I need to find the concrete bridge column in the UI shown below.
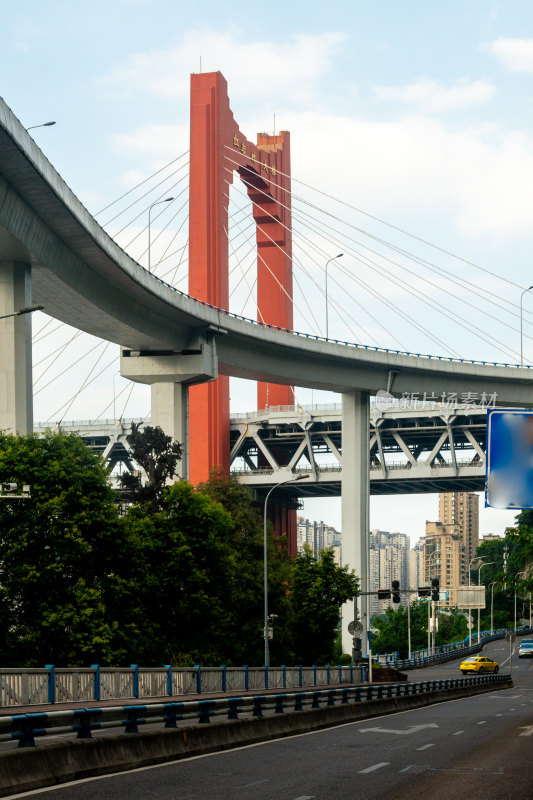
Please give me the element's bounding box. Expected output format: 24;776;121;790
151;382;189;480
341;390;370;659
0;261;33;434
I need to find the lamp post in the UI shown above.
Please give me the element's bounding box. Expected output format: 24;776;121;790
148;197;174;272
477;561;495;643
0;304;44;321
490;581;499;635
515;571;527;631
520;286;533;366
427;549;440;654
468;555;487;647
26;121;56;131
325;253;343;339
263;474;309;666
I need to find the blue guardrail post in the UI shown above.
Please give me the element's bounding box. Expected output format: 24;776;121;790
194;665;202;694
243;665;249;691
165;665;172;697
45;665;55;704
91;664;100;701
130;664;139;699
220;664;227;692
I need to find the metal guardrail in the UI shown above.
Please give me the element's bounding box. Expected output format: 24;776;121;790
0;664;365;708
377;626;533;671
0;673;510;748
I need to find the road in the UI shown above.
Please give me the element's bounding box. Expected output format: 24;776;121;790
6;640;533;800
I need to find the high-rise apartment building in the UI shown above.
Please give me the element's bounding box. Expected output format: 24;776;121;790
369;529;410;617
296;516;342;564
410;539;425;591
424;520;465;606
439;492;479;582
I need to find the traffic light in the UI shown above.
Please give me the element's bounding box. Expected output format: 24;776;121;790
431;577;440;602
377;589;391;600
418;587;431;597
392;580;401;603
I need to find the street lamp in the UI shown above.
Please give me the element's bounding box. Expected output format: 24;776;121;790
468;555;488;647
427;549;441;653
263;474;309;666
26;121;56;131
0;304;44;321
520;286;533;366
515;571;527;631
477;561;495;643
325;253;343;339
148;197;174;272
490;581;499;635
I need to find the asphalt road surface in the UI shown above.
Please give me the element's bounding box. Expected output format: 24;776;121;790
7;640;533;800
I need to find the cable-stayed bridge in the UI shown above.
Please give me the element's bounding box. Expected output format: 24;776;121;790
1;71;532;655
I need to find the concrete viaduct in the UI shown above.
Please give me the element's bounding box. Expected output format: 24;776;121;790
1;91;532;655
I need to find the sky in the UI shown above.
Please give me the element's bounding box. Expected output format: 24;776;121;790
2;0;533;540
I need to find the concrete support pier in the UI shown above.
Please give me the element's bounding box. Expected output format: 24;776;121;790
120;340;218;483
151;382;189;479
0;262;33;433
341;390;370;658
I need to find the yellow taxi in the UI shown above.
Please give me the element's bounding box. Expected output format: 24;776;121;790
459;655;499;675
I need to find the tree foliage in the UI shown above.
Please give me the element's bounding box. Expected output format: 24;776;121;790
119;423;182;510
0;433;361;667
371;602;468;659
0;431;133;665
288;546;358;664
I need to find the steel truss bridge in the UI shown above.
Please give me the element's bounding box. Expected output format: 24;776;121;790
35;402;487;497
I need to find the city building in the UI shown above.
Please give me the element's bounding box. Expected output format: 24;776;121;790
369;529;410;618
296;516;342;564
439;492;479;582
410;539;425;591
424;520;465;606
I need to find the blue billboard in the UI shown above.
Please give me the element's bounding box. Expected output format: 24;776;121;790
486;409;533;509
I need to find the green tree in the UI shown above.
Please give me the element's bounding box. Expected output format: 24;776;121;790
289;547;358;664
372;601;428;658
0;431;134;666
123;480;244;665
198;470;293;666
119;423;182;511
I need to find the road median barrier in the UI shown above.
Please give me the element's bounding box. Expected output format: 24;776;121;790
0;673;512;796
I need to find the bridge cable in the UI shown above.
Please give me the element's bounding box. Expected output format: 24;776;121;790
223;145;525;292
95;151;189;216
227;173;384;345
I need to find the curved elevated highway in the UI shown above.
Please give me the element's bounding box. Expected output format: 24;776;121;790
1;94;531;657
1;95;533;403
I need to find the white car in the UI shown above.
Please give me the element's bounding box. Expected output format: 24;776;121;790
518;642;533;658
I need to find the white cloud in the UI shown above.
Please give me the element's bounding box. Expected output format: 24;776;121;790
270;110;533;239
105;28;346;106
374;78;496;113
487;37;533;74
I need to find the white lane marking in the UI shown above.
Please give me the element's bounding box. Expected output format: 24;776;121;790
496;714;503;717
416;743;434;751
452;730;464;735
246;779;269;786
359;723;438;736
359;762;390;774
519;726;533;737
476;721;487;725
